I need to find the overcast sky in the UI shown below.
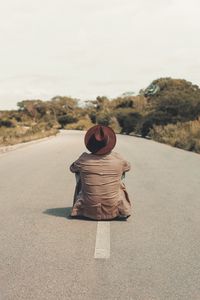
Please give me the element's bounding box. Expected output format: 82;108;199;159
0;0;200;110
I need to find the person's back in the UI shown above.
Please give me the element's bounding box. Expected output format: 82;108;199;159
70;125;131;220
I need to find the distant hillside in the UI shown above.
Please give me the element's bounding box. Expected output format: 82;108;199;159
0;78;200;153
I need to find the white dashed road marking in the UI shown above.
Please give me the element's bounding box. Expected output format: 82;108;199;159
94;221;110;259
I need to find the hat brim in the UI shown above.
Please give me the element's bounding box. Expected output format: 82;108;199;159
84;125;116;155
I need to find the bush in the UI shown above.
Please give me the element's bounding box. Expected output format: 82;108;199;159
0;124;58;146
115;98;134;109
149;119;200;153
115;109;142;134
65;116;93;130
96;113;111;126
88;111;96;124
0;119;15;128
108;117;121;133
140;111;179;137
156;96;200;121
57;114;78;128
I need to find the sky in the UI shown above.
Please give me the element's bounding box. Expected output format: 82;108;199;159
0;0;200;110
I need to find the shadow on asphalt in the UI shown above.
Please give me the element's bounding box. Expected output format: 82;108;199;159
43;207;72;219
43;207;129;222
43;207;95;221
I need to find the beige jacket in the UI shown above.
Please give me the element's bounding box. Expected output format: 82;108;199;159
70;151;131;220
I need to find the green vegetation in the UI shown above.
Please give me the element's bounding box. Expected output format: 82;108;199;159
1;78;200;153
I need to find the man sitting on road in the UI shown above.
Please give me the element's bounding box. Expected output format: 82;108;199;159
70;125;131;220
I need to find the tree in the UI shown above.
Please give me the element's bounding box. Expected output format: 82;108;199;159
57;114;78;128
115;109;142;134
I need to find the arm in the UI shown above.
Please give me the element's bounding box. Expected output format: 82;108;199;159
122;160;131;173
69;153;84;173
112;152;131;173
70;161;79;173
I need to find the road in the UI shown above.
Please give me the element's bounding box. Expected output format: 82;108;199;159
0;130;200;300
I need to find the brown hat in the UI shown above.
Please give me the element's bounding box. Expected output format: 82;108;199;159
84;125;116;155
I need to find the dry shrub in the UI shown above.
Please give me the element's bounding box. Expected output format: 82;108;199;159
108;117;121;133
0;124;58;146
66;116;121;133
65;116;93;130
133;95;148;113
150;119;200;153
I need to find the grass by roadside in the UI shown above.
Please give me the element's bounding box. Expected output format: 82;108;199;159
150;119;200;153
0;125;58;147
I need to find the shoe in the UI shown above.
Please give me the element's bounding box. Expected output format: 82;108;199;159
115;215;129;221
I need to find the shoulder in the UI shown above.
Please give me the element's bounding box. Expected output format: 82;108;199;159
76;152;96;163
76;152;88;161
111;152;131;169
111;152;124;160
79;152;89;158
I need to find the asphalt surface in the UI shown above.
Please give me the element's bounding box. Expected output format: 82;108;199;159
0;130;200;300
